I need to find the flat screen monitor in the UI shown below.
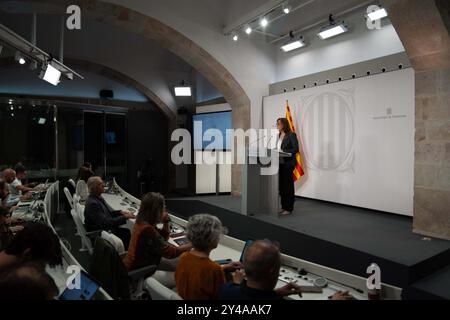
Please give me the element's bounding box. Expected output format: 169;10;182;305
239;240;254;263
106;131;117;144
193;111;232;151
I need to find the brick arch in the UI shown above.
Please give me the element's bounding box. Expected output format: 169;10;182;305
67;58;175;119
21;0;251;194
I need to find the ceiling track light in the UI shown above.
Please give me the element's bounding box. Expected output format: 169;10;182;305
282;3;291;14
318;15;348;40
281;31;305;52
232;34;239;41
260;17;269;27
14;51;26;65
245;26;252;35
39;59;62;86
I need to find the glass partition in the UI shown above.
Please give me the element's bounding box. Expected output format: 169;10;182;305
105;113;127;186
0;103;56;183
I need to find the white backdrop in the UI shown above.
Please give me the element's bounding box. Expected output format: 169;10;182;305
263;69;415;216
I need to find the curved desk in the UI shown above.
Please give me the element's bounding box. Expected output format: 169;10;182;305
103;181;402;300
14;181;112;300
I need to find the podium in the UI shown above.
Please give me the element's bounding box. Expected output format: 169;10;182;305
241;148;291;217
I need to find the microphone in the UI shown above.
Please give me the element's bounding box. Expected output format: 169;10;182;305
266;134;274;149
249;135;265;147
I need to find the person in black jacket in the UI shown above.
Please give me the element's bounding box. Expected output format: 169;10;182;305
84;176;134;248
276;118;299;215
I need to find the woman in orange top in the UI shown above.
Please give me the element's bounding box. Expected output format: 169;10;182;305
123;193;191;275
175;214;242;300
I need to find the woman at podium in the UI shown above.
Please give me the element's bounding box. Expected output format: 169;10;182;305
276;118;299;216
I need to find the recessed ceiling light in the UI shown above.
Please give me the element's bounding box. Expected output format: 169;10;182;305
174;86;192;97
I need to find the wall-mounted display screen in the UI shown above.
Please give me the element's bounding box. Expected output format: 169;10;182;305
193;111;232;151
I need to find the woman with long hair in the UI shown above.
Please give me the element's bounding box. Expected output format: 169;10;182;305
276;118;299;215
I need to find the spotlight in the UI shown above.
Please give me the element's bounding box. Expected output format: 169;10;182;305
318;14;348;40
174;80;192;97
367;7;388;21
282;3;291;14
260;17;268;27
245;26;252;35
10;106;13;111
39;63;61;86
11;113;14;117
15;52;26;65
38;118;46;125
232;34;239;41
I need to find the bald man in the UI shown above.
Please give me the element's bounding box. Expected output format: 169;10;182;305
84;176;134;248
219;240;354;300
2;169;32;207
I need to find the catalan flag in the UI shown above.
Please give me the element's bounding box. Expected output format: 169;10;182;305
285;101;305;182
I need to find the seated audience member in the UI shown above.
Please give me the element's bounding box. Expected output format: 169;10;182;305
0;179;18;214
175;214;242;300
84;176;134;248
83;162;93;172
0;262;58;300
0;222;62;271
0;179;9;208
123;193;191;284
75;166;93;202
0;207;14;251
2;168;32;207
13;163;38;192
219;240;354;300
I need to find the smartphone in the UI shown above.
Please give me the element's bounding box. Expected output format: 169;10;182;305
215;259;232;265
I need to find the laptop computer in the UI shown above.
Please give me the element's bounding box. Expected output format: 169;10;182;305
239;240;254;263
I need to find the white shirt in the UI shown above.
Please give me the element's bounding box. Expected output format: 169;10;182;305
277;138;283;152
6;178;22;206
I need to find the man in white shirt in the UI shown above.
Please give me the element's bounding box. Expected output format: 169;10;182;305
2;166;34;207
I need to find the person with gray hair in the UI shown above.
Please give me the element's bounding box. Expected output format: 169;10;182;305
175;214;242;300
219;240;354;300
84;176;134;248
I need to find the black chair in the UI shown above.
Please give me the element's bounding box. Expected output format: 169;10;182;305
89;237;157;300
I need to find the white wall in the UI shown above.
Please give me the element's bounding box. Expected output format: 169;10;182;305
263;69;415;216
275;13;406;82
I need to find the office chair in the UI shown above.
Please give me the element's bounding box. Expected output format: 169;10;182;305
68;179;76;189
